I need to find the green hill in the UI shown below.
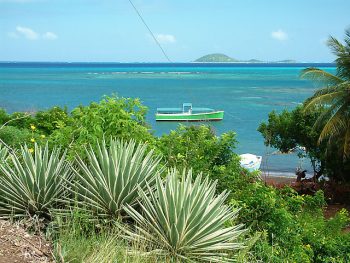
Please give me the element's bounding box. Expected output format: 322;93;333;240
247;59;264;63
275;59;297;63
195;53;238;62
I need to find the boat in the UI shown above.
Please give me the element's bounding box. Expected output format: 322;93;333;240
156;103;224;121
239;153;262;172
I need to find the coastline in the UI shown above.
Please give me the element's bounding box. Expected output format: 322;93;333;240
260;171;296;185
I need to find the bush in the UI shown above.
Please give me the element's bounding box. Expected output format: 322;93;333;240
49;95;156;158
34;106;71;135
0;126;32;148
157;124;243;194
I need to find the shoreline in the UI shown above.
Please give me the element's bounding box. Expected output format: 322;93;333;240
260;171;296;185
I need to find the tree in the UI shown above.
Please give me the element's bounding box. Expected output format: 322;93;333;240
301;28;350;158
258;105;325;177
258;105;350;182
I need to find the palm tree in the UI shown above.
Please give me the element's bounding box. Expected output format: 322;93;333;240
301;28;350;158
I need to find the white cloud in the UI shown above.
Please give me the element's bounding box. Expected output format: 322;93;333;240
155;34;176;44
7;26;57;40
42;31;58;40
271;29;288;41
16;26;38;40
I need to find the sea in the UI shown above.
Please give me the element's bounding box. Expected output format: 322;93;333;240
0;62;336;176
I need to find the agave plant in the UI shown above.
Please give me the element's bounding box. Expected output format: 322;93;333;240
0;143;72;218
122;169;245;263
0;144;9;163
71;139;162;218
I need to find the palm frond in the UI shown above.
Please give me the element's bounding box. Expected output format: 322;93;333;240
318;104;349;142
300;68;343;85
327;31;350;80
304;90;344;113
343;122;350;158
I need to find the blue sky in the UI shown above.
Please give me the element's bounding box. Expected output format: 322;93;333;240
0;0;349;62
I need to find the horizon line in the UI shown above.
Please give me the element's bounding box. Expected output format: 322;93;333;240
0;60;336;64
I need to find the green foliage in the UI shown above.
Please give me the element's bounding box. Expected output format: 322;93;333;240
34;106;71;134
301;28;350;159
158;125;243;193
71;139;162;218
0;144;9;163
51;208;162;263
50;95;156;157
228;169;350;262
0;143;73;219
6;111;35;130
0;126;32;148
258;105;350;181
195;53;238;62
122;169;246;262
0;108;10;124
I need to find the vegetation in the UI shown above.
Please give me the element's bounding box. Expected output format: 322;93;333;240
0;143;72;219
301;28;350;159
194;54;297;63
71;139;162;218
122;169;245;262
259;29;350;182
0;90;349;261
195;53;238;62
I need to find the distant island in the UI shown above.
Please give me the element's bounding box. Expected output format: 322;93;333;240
195;53;239;63
194;53;296;63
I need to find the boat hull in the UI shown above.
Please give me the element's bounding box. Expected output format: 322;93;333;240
156;111;224;121
239;154;262;172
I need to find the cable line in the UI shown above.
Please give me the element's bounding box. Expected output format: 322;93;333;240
128;0;172;62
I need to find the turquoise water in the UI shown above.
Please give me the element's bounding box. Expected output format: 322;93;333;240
0;62;336;175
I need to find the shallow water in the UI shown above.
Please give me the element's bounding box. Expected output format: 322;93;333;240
0;62;336;175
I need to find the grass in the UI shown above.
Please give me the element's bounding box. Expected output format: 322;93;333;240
50;209;164;263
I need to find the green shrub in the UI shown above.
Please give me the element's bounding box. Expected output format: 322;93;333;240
49;95;156;158
0;125;32;148
0;108;10;125
35;106;71;134
157;124;243;194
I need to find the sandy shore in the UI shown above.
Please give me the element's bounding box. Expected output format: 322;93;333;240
260;173;295;185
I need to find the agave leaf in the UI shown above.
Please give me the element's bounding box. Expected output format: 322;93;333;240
71;139;162;218
121;169;245;262
0;143;72;218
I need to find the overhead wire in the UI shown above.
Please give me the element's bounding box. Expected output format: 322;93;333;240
127;0;172;63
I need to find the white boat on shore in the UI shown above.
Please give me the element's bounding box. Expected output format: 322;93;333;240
240;153;262;172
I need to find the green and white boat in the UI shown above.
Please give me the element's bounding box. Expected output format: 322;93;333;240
156;103;224;121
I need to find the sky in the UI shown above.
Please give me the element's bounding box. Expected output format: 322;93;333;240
0;0;349;62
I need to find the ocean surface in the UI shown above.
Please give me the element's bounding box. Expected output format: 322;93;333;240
0;62;336;176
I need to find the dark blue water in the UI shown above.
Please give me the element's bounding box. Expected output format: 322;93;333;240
0;62;336;175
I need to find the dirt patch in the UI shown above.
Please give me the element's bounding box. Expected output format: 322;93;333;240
324;204;350;219
324;204;350;233
0;220;53;263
